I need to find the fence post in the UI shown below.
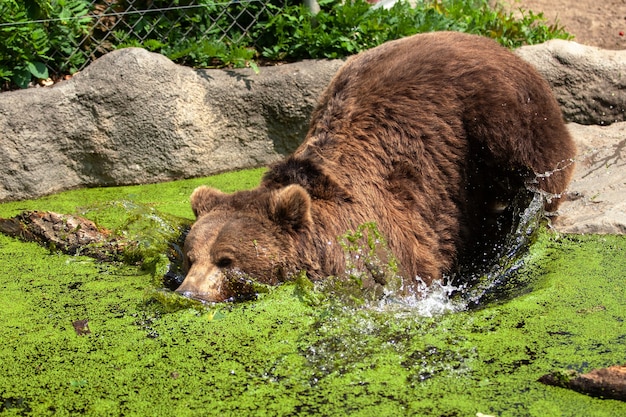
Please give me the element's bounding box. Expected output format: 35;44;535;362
304;0;320;15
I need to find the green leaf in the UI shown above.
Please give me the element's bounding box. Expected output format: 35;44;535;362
248;61;259;74
12;67;32;89
0;67;13;82
26;61;48;79
143;39;166;52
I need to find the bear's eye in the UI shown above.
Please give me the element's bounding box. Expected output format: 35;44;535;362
215;256;233;268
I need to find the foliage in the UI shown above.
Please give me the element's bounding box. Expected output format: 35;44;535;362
127;37;260;73
0;0;91;88
111;0;270;71
0;172;625;415
256;0;571;60
0;0;571;89
432;0;572;47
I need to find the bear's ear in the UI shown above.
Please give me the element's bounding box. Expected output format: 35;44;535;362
190;186;227;217
269;184;313;232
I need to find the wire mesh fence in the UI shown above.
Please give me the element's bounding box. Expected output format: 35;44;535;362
2;0;289;79
76;0;289;71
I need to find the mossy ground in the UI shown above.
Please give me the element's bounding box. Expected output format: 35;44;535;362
0;169;624;416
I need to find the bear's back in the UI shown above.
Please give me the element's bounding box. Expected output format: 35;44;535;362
304;32;574;203
308;31;563;145
269;32;575;284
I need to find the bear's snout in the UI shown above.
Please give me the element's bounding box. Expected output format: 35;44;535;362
175;263;229;302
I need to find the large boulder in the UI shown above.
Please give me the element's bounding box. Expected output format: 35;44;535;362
515;40;626;125
514;40;626;234
552;122;626;234
0;48;342;201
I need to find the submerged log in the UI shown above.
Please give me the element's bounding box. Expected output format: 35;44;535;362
539;365;626;401
0;211;131;261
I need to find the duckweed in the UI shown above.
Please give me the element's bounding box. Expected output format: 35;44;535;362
0;169;624;416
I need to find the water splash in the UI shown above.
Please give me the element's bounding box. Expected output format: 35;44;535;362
328;189;547;317
377;278;466;317
285;186;569;394
453;190;545;309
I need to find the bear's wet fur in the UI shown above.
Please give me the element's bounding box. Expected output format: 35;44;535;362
177;32;576;302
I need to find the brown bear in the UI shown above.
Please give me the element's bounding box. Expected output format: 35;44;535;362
176;31;576;302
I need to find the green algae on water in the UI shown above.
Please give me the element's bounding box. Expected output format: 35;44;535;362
0;169;625;416
0;167;266;222
0;168;266;284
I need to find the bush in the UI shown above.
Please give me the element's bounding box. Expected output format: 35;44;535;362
255;0;571;61
0;0;91;88
0;0;571;89
111;0;285;70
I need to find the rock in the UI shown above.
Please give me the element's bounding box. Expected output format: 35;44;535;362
553;122;626;234
0;47;343;202
515;40;626;125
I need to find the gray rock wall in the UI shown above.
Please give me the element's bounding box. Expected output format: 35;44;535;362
552;123;626;234
0;48;342;201
515;40;626;126
0;40;624;233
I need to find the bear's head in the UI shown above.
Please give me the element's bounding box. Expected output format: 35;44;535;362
176;184;313;302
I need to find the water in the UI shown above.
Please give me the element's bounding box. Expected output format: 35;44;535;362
296;191;549;392
452;190;546;309
2;172;623;415
81;200;192;284
377;278;467;317
330;189;547;317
